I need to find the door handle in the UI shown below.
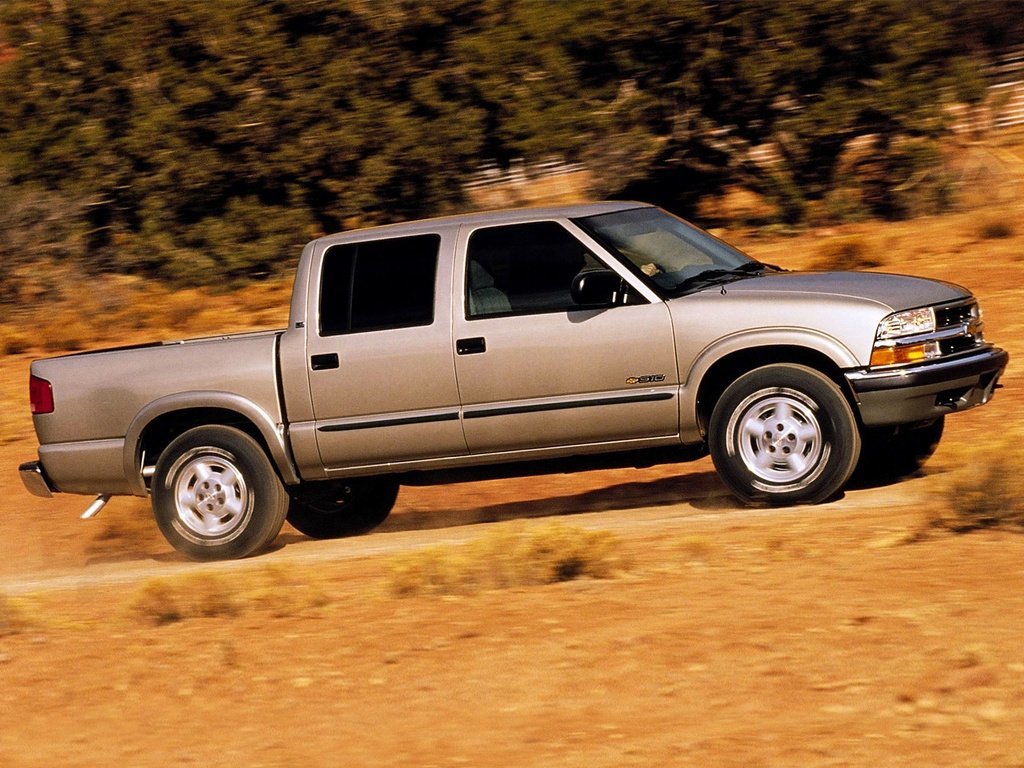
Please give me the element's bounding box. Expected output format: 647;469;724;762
456;337;486;355
310;353;340;370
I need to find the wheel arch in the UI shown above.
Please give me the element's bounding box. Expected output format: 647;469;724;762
123;392;299;495
690;340;859;440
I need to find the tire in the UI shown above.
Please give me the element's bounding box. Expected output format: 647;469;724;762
854;416;944;485
151;426;289;561
708;364;861;505
287;477;399;539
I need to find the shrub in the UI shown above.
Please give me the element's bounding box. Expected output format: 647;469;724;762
387;522;624;597
130;574;239;625
812;236;883;271
0;326;31;355
926;436;1024;533
977;218;1014;240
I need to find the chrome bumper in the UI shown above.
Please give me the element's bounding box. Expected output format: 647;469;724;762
19;461;55;498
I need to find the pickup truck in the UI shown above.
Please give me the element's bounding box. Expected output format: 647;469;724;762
20;202;1009;560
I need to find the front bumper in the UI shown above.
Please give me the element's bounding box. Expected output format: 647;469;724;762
845;347;1009;426
19;460;56;498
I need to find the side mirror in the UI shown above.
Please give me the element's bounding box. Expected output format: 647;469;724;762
571;269;624;307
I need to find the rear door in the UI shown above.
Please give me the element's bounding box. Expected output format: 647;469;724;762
453;219;680;454
306;229;467;472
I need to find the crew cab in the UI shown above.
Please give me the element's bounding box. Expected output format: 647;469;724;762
20;202;1009;560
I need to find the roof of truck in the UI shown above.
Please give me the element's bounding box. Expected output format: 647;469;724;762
309;201;652;248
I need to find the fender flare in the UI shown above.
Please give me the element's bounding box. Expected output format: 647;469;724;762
678;328;860;442
122;391;300;496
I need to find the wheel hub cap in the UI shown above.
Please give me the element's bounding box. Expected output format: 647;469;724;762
736;392;824;485
174;456;249;537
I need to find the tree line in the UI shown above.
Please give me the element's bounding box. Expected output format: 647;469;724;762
0;0;1021;293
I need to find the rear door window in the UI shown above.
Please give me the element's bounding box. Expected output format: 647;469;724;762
320;234;440;335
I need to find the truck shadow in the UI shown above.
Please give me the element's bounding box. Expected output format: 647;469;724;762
371;469;737;535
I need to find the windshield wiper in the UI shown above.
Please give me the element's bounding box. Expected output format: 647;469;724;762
670;261;777;294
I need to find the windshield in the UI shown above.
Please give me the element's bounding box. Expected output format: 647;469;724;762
573;207;760;295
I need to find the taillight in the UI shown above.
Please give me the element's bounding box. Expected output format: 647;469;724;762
30;375;54;415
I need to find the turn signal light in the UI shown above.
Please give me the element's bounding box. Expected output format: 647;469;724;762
869;341;941;368
29;375;54;415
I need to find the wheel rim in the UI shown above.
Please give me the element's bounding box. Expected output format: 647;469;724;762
732;388;825;486
173;453;250;538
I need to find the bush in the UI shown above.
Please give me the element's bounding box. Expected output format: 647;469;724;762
812;236;883;271
130;574;239;625
0;326;31;355
387;522;624;597
926;437;1024;533
977;218;1015;240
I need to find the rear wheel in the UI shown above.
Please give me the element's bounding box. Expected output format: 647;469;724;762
709;364;861;505
151;426;288;561
287;477;399;539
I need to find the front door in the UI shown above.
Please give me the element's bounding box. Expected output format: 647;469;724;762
453;220;680;454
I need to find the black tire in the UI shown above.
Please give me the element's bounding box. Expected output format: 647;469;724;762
708;364;861;505
287;477;399;539
151;426;289;561
854;416;944;484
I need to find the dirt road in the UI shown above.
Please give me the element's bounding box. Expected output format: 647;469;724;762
4;427;1024;768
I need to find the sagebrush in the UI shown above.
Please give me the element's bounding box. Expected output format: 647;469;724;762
926;436;1024;533
387;522;624;597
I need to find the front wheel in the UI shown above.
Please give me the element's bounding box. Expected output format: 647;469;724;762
151;426;289;561
287;477;399;539
709;364;861;505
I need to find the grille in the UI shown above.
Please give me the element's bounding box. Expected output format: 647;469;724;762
935;301;977;329
935;300;984;356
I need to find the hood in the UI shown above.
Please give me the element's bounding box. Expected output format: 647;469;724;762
719;270;970;312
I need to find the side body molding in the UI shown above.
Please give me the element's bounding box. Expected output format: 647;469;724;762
122;391;300;496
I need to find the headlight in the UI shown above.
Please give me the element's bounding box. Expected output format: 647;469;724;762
871;306;942;367
875;307;936;340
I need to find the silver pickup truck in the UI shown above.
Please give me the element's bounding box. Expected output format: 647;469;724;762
20;202;1009;560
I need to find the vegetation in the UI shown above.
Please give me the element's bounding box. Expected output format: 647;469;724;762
978;217;1016;240
387;522;624;596
130;573;240;625
811;236;883;271
0;1;1022;292
0;592;24;636
926;436;1024;534
128;567;332;626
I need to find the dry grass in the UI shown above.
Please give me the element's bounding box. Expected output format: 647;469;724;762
129;573;240;625
1;274;292;358
0;592;25;636
238;565;330;617
127;566;331;626
924;433;1024;534
678;535;714;561
387;522;624;597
